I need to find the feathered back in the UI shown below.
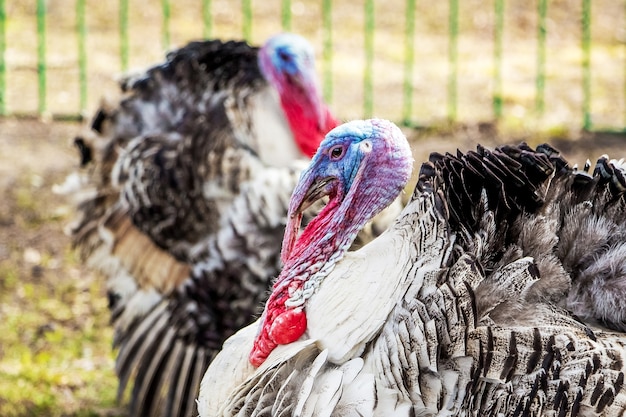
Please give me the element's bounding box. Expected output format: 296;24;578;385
418;144;626;330
94;39;263;144
419;143;564;249
415;144;626;414
68;39;277;266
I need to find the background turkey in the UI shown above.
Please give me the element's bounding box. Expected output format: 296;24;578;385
55;34;400;417
199;119;626;416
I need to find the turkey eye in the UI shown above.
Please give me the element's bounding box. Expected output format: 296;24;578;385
278;51;291;62
330;146;344;160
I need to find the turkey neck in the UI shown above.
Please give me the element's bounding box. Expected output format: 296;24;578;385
274;194;374;299
278;89;338;158
248;161;385;367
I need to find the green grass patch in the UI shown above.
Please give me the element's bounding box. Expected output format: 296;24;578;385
0;237;123;416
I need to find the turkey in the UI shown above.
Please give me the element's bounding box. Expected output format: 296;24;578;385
66;33;338;268
55;34;402;417
198;119;626;416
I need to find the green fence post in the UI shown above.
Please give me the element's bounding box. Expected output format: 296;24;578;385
493;0;504;120
448;0;458;122
402;0;416;126
242;0;252;41
0;0;5;116
203;0;212;38
162;0;171;50
282;0;292;32
364;0;374;118
536;0;547;116
581;0;591;130
77;0;87;114
120;0;129;71
322;0;333;104
37;0;47;115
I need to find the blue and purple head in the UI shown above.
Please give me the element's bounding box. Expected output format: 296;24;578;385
258;33;339;158
258;33;316;95
281;119;414;263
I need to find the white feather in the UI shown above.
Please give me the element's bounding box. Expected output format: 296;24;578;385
306;196;447;364
251;87;302;168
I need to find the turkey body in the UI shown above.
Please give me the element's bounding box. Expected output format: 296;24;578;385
57;34;358;417
199;138;626;416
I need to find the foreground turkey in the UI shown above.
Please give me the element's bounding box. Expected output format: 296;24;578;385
199;119;626;416
57;33;344;417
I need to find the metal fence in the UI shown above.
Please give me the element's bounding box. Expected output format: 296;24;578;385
1;0;625;132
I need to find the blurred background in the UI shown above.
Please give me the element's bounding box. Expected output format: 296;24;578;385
0;0;625;415
3;0;626;129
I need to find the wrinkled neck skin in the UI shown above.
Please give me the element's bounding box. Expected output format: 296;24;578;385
276;158;389;295
275;192;373;296
278;87;338;158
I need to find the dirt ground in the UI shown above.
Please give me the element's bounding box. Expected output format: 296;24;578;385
0;119;123;416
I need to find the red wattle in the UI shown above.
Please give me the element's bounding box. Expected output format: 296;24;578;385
249;327;278;367
269;307;307;345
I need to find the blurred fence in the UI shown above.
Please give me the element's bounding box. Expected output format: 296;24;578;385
0;0;625;131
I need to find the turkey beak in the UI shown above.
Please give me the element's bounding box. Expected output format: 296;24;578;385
296;176;335;214
281;176;335;265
